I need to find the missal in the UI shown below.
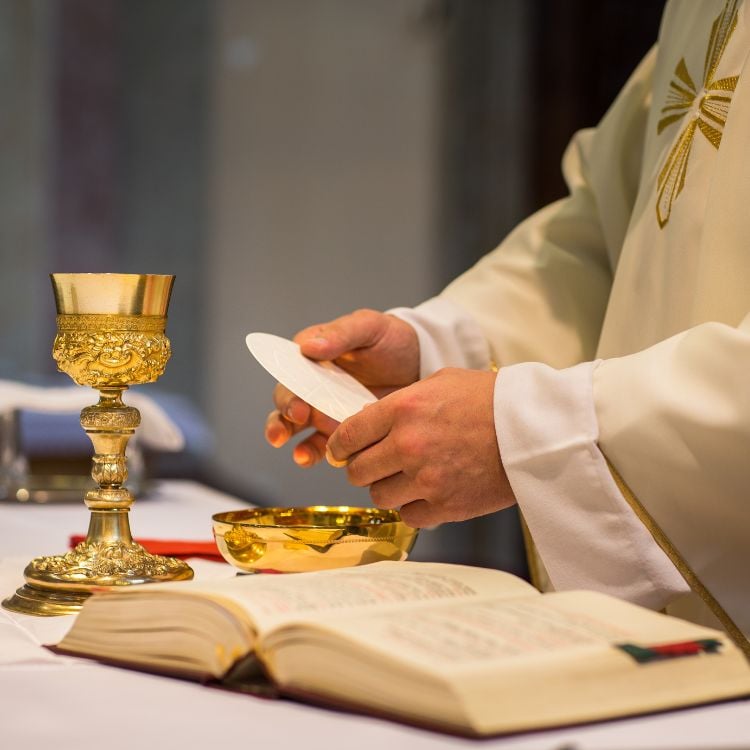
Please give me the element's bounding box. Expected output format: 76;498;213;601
54;561;750;736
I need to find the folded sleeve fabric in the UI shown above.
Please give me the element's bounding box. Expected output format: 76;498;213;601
496;360;688;610
387;297;492;377
593;315;750;637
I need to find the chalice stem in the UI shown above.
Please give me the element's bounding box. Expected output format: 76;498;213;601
86;509;134;546
81;386;138;544
81;386;138;511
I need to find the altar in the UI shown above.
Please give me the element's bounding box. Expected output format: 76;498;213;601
1;480;748;749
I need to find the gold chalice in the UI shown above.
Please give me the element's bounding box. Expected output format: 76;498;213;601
2;273;193;617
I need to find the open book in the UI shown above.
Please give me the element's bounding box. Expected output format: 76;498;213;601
55;561;750;737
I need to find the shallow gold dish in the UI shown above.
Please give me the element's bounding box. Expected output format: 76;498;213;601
212;506;418;574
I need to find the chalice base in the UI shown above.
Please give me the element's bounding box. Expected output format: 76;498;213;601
2;585;89;617
2;539;194;616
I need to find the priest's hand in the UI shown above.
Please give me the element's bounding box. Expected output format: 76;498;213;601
265;309;420;467
326;367;517;527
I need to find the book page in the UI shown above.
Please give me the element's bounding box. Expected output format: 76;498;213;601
265;590;748;736
277;589;726;672
176;561;537;632
354;595;632;666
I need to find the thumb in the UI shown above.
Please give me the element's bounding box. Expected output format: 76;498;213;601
294;310;386;362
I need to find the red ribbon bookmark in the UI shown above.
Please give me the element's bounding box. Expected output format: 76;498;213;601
617;638;722;663
69;535;223;561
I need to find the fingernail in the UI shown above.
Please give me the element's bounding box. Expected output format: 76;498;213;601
325;445;348;468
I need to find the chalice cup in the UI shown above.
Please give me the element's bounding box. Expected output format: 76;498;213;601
2;273;193;617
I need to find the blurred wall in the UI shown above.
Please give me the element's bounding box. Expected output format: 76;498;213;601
0;0;54;379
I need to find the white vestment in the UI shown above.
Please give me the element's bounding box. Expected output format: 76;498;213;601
392;0;750;651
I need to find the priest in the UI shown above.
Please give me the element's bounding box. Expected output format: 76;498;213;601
264;0;750;658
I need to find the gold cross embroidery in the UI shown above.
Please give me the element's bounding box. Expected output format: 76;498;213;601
656;0;740;228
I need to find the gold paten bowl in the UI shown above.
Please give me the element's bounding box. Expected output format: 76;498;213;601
212;506;419;574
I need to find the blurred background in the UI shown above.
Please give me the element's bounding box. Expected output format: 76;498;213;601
0;0;665;577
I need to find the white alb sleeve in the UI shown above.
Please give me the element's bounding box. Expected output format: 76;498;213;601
495;360;689;609
388;296;491;377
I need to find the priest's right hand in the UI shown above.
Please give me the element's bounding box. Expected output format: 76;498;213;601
264;309;420;467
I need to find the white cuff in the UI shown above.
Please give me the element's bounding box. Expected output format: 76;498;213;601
495;360;689;610
388;296;491;378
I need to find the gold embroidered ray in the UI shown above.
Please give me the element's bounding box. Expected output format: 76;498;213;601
656;0;740;228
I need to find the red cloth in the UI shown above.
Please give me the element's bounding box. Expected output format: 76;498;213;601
69;535;223;561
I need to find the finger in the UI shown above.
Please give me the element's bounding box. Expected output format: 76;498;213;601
266;406;312;440
345;437;402;487
327;400;392;462
272;384;311;426
397;499;435;529
310;409;339;437
369;471;419;510
295;309;384;362
293;432;329;468
265;410;292;448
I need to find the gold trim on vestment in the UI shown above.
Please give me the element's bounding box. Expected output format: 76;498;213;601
519;514;543;592
606;459;750;661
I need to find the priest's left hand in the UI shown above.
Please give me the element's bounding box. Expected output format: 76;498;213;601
326;367;517;528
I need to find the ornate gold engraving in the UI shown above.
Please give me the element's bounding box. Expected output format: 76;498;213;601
91;454;128;486
30;540;189;580
56;313;167;332
81;405;141;431
656;0;739;228
53;329;171;388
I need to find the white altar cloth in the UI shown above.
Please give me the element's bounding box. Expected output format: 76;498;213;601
1;480;748;749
